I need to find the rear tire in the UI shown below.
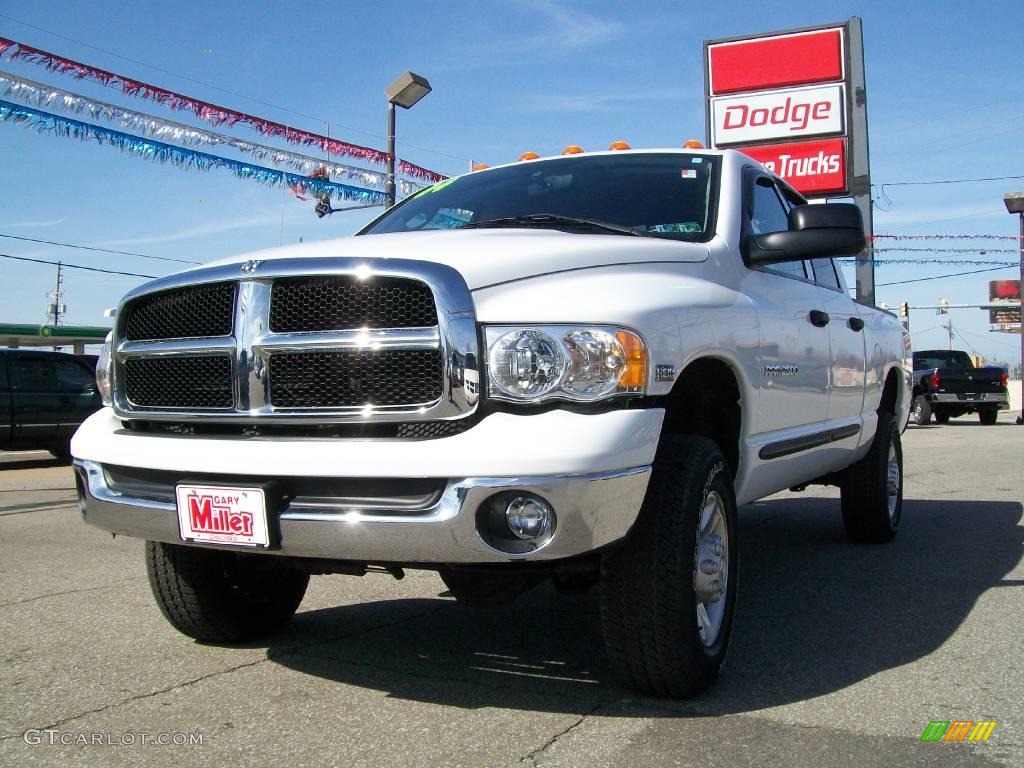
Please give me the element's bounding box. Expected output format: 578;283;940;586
600;434;738;698
979;409;998;425
840;411;903;543
912;395;931;426
934;413;950;425
145;542;309;643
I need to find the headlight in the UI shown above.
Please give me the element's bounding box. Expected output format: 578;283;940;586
95;332;113;406
485;325;646;403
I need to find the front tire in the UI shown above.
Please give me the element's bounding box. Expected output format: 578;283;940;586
145;542;309;643
912;395;932;426
600;434;738;698
840;411;903;543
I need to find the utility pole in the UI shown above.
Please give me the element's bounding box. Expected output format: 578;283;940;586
47;260;65;327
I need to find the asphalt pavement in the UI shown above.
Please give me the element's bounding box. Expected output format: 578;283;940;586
1;416;1021;767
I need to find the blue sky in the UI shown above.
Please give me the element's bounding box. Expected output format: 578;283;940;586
0;0;1022;363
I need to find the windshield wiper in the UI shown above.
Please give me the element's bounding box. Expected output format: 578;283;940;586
461;213;649;237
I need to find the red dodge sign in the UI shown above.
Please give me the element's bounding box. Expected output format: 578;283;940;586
740;138;847;195
708;28;844;95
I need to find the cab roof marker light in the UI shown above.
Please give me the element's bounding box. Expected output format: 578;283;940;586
471;163;490;172
561;145;584;155
518;151;540;161
683;139;704;149
608;141;631;151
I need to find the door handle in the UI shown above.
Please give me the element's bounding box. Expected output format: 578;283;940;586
848;317;865;332
808;310;831;327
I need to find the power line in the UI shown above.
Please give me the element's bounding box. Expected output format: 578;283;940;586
874;175;1024;188
1;252;157;278
0;232;198;264
876;264;1018;287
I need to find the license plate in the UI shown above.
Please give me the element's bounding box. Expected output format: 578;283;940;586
176;484;270;548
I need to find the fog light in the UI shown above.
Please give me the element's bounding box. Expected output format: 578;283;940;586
505;496;553;540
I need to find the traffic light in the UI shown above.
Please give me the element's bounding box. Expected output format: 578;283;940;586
900;301;909;318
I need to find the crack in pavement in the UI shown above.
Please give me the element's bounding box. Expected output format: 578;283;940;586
0;579;146;609
518;701;606;767
0;599;453;741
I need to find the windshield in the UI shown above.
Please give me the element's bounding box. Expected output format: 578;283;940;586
913;351;974;370
359;152;718;241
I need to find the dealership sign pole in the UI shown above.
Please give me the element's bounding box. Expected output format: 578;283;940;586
704;17;875;304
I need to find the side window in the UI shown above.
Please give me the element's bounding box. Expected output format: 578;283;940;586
810;258;841;291
13;355;57;392
56;360;97;394
0;356;8;391
750;179;807;280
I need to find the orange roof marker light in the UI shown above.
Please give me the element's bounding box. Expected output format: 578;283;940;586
683;139;704;149
471;163;490;172
518;151;540;161
608;141;632;151
561;145;585;155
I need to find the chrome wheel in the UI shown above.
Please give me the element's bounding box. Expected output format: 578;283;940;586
886;438;901;521
694;490;729;647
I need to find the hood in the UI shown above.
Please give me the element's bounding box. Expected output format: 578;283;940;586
198;229;709;290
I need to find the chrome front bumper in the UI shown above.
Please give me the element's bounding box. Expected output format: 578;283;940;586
74;460;651;564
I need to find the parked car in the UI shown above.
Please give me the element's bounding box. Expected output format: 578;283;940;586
911;349;1009;425
0;348;102;460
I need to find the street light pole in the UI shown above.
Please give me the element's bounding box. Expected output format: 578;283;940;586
384;71;432;209
1002;192;1024;424
385;101;396;208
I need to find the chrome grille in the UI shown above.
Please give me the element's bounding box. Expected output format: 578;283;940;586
268;350;443;408
123;356;233;409
269;276;436;331
124;282;235;341
111;258;478;424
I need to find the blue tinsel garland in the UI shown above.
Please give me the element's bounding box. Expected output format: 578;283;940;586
0;99;387;205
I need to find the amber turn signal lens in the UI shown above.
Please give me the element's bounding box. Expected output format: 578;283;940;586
616;330;647;390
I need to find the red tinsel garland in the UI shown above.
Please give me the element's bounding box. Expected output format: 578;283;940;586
398;159;447;183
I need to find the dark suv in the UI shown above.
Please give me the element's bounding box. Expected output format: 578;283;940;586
0;349;102;460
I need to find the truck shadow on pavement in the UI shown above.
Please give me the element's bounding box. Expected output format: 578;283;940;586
265;497;1023;715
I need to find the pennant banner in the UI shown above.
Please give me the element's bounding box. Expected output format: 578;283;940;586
399;159;446;184
0;99;388;205
0;70;392;189
874;234;1024;241
0;35;449;183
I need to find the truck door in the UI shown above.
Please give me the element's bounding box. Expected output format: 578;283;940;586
10;352;61;449
55;357;101;441
739;176;831;439
809;257;867;429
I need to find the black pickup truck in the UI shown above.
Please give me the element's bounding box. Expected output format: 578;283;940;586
911;349;1009;425
0;349;102;460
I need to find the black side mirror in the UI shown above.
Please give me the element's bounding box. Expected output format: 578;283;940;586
746;203;865;265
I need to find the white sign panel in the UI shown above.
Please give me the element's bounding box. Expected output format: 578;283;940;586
711;84;845;146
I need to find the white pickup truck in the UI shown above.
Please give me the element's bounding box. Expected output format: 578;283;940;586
72;148;910;698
